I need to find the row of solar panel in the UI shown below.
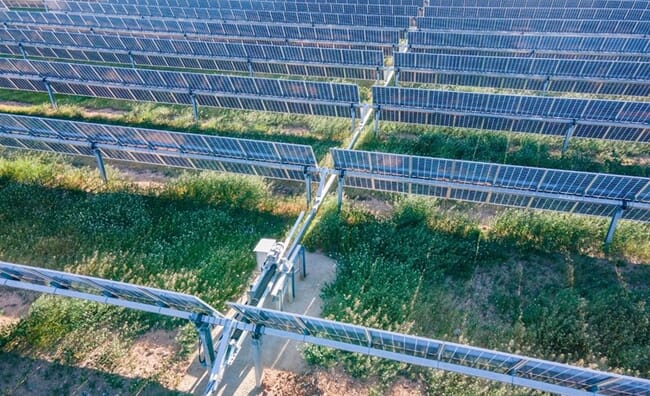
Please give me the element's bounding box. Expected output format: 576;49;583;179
232;303;650;395
331;149;650;223
415;16;649;34
0;113;319;181
48;2;412;29
0;11;401;45
424;6;650;18
0;27;384;67
0;261;219;316
414;47;650;63
374;87;650;125
409;31;650;55
397;72;650;97
2;257;649;396
52;0;419;18
395;52;650;80
1;59;360;102
104;0;425;7
427;0;650;8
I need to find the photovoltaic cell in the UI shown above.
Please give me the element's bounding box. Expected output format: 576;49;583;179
0;113;319;181
229;303;650;396
331;149;650;222
0;261;217;316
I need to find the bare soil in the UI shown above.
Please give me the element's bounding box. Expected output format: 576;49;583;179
0;289;38;329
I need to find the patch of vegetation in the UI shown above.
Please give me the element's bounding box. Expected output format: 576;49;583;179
0;89;349;161
303;196;650;392
0;151;296;384
359;123;649;177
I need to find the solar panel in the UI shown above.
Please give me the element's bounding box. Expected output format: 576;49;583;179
415;16;649;34
372;86;650;143
48;1;412;28
424;6;650;20
394;53;650;96
0;261;218;317
101;0;421;15
229;303;650;396
0;113;319;181
408;31;650;57
0;11;401;47
330;149;650;222
0;59;360;118
427;0;648;8
0;27;384;80
107;0;425;6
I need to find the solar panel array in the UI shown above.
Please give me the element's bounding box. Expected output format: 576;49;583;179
0;11;400;53
0;59;361;118
373;86;650;143
0;113;320;181
408;31;650;58
394;53;650;96
427;0;649;8
231;303;650;396
0;28;384;80
106;0;425;6
0;261;218;316
423;6;650;19
48;2;411;29
415;17;649;34
331;149;650;222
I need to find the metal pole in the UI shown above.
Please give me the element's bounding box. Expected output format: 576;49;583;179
92;144;108;182
128;51;136;68
301;245;306;279
304;170;312;207
395;70;400;86
190;94;199;123
251;328;263;389
291;267;295;299
374;107;380;137
337;171;344;212
248;59;254;77
18;43;26;59
350;105;356;134
562;122;576;154
542;76;551;92
196;321;215;368
604;205;625;247
44;80;57;109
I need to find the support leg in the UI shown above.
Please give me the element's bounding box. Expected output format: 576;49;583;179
44;80;57;109
337;171;344;212
128;51;136;68
190;94;199;123
374;108;380;137
248;59;254;77
350;106;356;134
562;123;576;154
92;144;108;183
196;321;215;368
304;171;312;207
18;43;26;59
605;205;625;247
395;70;400;86
251;329;263;389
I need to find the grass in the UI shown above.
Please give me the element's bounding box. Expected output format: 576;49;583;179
0;89;350;162
359;122;650;177
0;150;298;387
303;196;650;393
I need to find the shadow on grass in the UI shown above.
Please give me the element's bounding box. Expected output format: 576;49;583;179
0;352;187;396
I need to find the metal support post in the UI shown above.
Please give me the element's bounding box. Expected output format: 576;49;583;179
18;43;27;59
194;318;215;368
291;268;295;299
190;93;199;123
92;143;108;182
350;105;356;133
374;107;380;137
128;51;136;68
395;70;400;86
605;204;626;247
251;326;264;389
44;80;57;109
542;76;551;92
562;122;576;154
301;245;306;278
304;168;312;207
247;59;254;77
376;67;381;84
337;170;345;212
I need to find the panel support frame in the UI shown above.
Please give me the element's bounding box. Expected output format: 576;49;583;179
193;315;216;368
562;121;577;154
92;143;108;183
304;167;312;208
43;79;57;109
251;325;264;389
190;93;199;123
337;170;345;212
605;203;626;247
